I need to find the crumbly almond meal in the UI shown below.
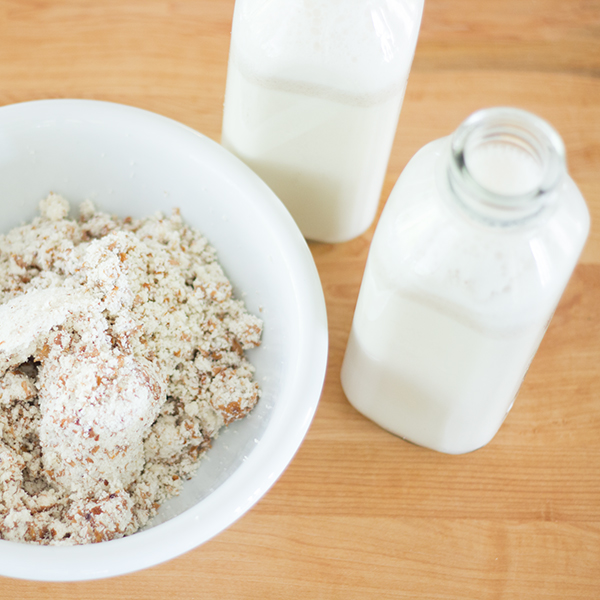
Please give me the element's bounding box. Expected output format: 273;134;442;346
0;193;263;545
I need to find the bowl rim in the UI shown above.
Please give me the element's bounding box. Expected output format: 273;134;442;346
0;98;329;581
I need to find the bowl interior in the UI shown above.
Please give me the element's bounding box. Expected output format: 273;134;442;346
0;100;328;580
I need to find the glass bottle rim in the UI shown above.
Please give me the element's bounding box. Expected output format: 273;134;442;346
447;107;566;226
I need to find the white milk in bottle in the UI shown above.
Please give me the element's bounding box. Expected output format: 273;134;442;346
221;0;424;243
341;108;590;454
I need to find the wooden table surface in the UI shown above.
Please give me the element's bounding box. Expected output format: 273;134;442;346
1;1;599;597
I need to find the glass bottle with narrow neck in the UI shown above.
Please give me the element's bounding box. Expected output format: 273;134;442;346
341;107;590;454
221;0;424;243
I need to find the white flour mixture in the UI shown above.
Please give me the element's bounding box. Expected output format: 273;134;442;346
0;194;262;544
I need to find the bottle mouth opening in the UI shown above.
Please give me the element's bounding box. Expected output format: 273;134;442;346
448;107;566;225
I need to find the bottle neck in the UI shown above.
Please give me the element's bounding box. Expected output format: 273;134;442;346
446;107;566;227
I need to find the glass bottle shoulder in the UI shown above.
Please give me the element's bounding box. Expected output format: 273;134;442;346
368;137;590;332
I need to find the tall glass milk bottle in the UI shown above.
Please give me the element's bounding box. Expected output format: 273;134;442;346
221;0;424;243
341;107;590;454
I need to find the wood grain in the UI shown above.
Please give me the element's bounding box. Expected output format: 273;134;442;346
0;0;599;598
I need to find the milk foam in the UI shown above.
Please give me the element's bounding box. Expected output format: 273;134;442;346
466;142;544;196
231;0;424;100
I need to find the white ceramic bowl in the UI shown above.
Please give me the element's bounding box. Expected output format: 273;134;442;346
0;99;328;581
